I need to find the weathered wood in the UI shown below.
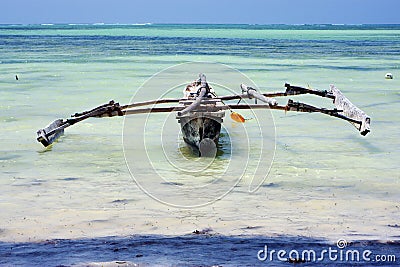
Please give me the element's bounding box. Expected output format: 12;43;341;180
119;83;334;110
72;100;117;117
199;73;207;88
219;83;336;101
227;104;287;111
36;119;65;147
240;84;278;105
37;102;124;146
73;99;183;117
178;76;208;116
120;98;181;110
219;92;286;101
285;83;335;99
108;104;291;116
124;106;182;115
179;99;222;105
329;85;371;136
179;114;224;155
177;74;224;155
285;99;370;130
37;76;372;148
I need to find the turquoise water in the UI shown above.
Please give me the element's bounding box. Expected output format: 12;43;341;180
0;24;399;265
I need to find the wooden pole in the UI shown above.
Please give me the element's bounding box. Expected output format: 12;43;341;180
178;73;209;116
240;84;278;105
219;92;286;101
124;106;183;115
123;104;287;115
285;83;335;99
226;104;287;111
120;98;181;110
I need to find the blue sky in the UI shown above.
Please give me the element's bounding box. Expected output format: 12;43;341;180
1;0;399;24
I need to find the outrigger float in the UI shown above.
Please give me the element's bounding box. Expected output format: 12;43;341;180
37;73;371;156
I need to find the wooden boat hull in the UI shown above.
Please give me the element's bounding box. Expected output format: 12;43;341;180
177;110;225;156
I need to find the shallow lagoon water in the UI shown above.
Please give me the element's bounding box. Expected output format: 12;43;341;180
0;24;399;265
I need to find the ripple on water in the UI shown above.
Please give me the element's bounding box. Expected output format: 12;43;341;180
59;177;80;181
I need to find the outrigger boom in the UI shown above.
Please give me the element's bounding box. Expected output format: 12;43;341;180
37;74;371;151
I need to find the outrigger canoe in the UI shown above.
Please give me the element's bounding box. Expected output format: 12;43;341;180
37;73;371;156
